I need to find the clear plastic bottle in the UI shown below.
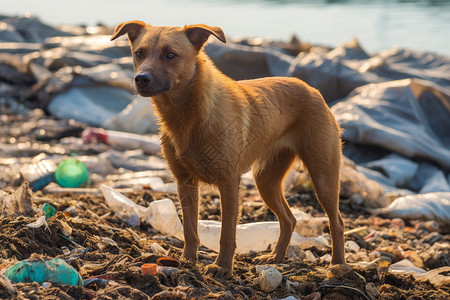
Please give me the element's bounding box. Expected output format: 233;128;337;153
19;153;57;191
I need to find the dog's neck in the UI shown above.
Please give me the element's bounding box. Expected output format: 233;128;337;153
152;51;228;131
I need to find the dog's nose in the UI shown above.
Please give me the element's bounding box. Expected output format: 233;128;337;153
135;72;151;85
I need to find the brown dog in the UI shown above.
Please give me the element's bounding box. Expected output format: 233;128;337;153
111;21;345;279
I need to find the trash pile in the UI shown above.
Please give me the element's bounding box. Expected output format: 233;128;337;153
0;14;449;299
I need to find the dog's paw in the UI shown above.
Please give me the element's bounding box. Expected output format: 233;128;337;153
253;252;283;265
204;263;232;280
326;263;353;279
181;255;197;264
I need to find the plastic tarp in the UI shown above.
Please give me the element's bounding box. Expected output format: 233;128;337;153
206;39;450;194
2;16;449;197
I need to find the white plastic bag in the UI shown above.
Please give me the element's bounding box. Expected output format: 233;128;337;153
373;192;450;226
100;184;183;238
390;259;450;286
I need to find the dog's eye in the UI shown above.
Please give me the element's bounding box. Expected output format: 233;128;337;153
134;50;143;59
166;52;176;59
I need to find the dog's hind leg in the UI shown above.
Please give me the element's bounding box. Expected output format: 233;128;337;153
253;149;297;263
297;125;346;265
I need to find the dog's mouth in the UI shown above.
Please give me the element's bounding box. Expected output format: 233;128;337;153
134;72;171;97
136;85;171;97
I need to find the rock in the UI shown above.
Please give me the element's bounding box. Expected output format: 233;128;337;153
286;244;306;261
326;264;354;279
296;281;316;295
366;282;380;300
256;266;282;292
415;220;439;232
345;240;361;253
389;218;405;229
304;250;317;264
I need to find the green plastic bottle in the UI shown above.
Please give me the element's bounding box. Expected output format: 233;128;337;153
54;158;90;188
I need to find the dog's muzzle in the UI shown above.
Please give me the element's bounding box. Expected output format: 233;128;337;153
134;72;170;97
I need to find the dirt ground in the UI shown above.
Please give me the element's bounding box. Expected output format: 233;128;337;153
0;186;449;299
0;113;449;300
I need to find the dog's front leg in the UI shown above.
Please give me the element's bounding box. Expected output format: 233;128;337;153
205;177;240;279
177;175;200;262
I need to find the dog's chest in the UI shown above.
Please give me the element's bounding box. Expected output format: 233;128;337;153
178;144;237;184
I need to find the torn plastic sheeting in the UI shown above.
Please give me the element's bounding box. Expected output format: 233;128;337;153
374;48;450;88
289;50;376;102
80;63;134;90
0;181;37;217
390;259;450;287
332;79;450;171
0;21;25;42
363;153;419;188
1;16;75;43
205;41;292;80
0;42;41;54
413;162;450;194
372;192;450;226
103;96;159;134
49;50;112;69
43;35;131;59
47;86;133;127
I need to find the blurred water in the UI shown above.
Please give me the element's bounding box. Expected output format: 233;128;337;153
3;0;450;55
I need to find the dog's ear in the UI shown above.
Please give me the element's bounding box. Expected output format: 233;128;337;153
184;24;226;50
111;20;146;42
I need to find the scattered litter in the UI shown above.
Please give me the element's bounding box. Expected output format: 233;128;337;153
371;192;450;227
156;256;181;268
4;258;83;286
0;181;37;217
150;243;168;255
26;215;50;232
54;158;90;188
377;256;392;282
82;127;161;155
41;203;55;218
0;13;449;300
19;153;57;191
390;259;450;286
141;263;178;276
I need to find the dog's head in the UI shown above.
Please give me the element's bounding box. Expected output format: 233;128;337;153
111;21;226;97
